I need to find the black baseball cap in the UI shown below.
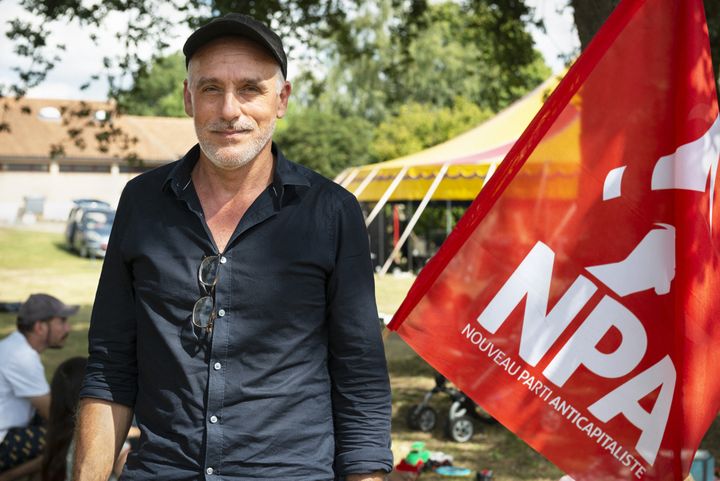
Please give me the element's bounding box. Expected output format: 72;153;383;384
17;293;79;327
183;13;288;78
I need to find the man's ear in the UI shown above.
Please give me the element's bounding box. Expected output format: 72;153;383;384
276;81;292;119
183;79;194;118
32;320;46;335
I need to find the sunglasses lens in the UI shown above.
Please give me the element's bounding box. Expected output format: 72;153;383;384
193;295;214;328
199;255;221;287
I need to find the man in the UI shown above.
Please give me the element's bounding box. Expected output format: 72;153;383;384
75;13;393;481
0;293;77;477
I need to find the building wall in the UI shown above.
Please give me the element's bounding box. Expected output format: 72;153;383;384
0;164;145;222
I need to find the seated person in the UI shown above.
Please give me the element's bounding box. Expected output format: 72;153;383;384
0;294;77;480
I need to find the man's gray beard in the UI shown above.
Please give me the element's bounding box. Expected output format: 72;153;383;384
199;117;276;170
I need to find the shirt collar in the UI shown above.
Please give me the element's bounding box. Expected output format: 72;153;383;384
163;144;199;197
271;142;310;201
163;142;310;201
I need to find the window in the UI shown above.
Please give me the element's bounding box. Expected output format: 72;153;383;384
1;163;50;172
58;164;112;173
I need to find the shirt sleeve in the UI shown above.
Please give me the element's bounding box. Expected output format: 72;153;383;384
79;183;138;407
326;194;394;477
5;348;49;398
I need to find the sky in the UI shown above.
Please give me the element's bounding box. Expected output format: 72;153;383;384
524;0;580;70
0;0;580;101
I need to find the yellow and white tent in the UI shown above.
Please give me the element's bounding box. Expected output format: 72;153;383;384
335;74;580;273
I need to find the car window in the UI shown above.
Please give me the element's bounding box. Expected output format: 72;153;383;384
82;211;114;229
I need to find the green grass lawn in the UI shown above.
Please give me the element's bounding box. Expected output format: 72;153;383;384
1;226;717;480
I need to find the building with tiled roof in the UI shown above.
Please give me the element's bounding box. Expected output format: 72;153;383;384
0;97;196;222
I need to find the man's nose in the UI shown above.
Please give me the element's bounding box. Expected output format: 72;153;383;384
220;92;243;122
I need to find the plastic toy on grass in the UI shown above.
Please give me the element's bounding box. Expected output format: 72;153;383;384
436;466;472;477
395;442;431;474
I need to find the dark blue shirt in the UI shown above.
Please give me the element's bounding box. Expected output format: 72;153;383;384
80;144;393;481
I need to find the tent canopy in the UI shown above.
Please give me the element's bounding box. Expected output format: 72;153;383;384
337;74;578;202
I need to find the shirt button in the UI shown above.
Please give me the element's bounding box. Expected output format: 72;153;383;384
220;256;227;264
218;309;226;317
210;415;218;424
214;362;222;370
206;467;214;475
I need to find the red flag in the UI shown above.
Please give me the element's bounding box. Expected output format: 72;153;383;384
388;0;720;480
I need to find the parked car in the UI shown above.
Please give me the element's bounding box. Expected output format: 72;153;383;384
65;199;112;247
66;206;115;258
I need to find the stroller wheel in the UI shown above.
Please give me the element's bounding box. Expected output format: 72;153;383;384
407;405;437;432
445;415;474;442
406;405;420;430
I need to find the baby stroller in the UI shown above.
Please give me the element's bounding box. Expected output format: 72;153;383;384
406;373;496;442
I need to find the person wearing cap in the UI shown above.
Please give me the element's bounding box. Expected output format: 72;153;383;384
0;293;77;478
74;12;392;481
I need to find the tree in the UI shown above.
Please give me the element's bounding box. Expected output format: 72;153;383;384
399;2;549;112
309;0;549;123
273;108;376;177
116;52;186;117
372;97;492;161
306;1;398;123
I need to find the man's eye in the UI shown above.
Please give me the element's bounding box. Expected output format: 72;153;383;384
202;86;220;92
240;86;260;94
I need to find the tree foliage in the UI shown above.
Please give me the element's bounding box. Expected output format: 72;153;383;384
372;97;492;162
117;52;186;117
307;0;548;123
273;108;376;177
394;1;549;112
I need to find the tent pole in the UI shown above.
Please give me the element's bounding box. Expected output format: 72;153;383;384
334;169;350;185
484;161;499;186
406;201;413;273
445;199;452;236
377;203;385;270
352;167;380;198
379;163;450;275
365;166;409;227
340;168;360;188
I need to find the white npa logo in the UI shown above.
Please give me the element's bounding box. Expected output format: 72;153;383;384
474;236;675;471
